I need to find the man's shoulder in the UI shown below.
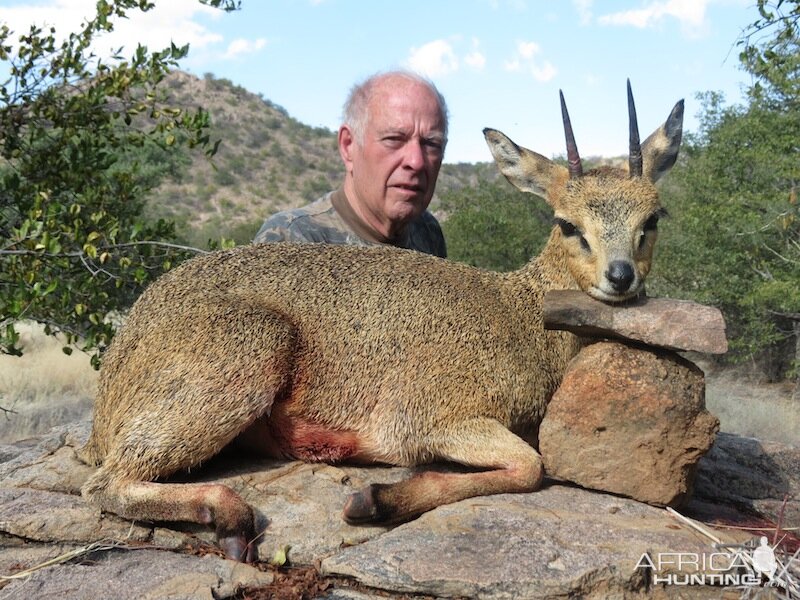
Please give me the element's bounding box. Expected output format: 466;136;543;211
407;210;447;258
254;192;364;245
266;194;335;225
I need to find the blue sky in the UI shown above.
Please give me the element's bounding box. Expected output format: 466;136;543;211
1;0;759;163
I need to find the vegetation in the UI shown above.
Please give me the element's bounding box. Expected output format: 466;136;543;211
649;0;799;379
440;178;551;272
0;0;239;366
144;71;343;248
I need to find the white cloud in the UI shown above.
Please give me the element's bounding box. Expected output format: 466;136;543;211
531;61;557;82
517;41;540;59
0;0;224;60
573;0;593;25
464;51;486;70
405;39;459;77
503;40;557;82
597;0;710;35
463;37;486;71
222;38;268;60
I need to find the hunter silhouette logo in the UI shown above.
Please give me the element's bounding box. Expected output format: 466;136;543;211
751;536;778;581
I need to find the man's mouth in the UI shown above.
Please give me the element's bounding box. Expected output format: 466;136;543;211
393;183;424;192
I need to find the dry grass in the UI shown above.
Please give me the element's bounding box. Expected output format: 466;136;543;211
704;364;799;446
0;322;97;443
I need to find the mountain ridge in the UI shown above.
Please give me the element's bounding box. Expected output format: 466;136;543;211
150;71;622;246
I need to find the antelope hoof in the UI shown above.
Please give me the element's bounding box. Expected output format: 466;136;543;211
219;534;257;562
343;484;388;524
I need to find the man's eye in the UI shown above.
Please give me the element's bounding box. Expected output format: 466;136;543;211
382;136;404;146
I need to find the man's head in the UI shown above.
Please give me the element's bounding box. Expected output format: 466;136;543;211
338;71;448;239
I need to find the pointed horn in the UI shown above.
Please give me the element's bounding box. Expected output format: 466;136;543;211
560;90;583;179
627;79;643;178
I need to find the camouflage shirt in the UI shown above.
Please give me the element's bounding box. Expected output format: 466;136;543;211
253;189;447;258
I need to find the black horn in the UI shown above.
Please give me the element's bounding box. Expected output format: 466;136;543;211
560;90;583;179
627;79;642;178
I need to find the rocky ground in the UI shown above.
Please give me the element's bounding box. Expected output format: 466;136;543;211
0;421;797;599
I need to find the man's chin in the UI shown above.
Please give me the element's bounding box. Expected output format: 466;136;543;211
387;196;428;222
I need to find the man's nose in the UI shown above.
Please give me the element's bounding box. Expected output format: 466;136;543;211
402;140;425;170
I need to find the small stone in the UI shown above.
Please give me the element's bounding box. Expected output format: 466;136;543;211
543;290;728;354
539;341;720;507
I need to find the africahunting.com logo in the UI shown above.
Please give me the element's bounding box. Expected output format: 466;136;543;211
636;536;799;598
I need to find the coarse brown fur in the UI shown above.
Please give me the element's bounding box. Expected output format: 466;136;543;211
78;90;684;561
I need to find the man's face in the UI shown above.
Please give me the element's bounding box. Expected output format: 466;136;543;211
340;78;446;235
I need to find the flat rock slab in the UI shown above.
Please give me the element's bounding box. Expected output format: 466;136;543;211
321;485;740;599
189;454;406;564
2;422;798;599
0;422;402;565
0;547;273;599
543;290;728;354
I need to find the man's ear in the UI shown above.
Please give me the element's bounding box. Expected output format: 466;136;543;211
338;125;356;173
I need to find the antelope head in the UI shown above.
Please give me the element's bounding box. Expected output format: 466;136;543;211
484;80;684;302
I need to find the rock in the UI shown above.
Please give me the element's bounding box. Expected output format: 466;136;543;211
543;290;728;354
0;487;155;545
0;422;400;565
4;420;795;599
694;432;800;527
190;454;404;564
0;547;273;599
321;485;745;599
539;341;719;507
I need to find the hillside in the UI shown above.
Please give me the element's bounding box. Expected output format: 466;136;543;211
148;71;503;246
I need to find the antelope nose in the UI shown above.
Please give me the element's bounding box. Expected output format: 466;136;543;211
606;261;635;292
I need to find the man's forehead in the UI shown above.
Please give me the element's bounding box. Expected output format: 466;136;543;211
369;96;444;135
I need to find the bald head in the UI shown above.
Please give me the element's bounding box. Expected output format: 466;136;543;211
342;71;449;147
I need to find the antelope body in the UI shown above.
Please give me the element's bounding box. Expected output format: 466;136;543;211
78;84;684;561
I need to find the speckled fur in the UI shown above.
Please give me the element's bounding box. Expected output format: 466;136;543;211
77;98;683;560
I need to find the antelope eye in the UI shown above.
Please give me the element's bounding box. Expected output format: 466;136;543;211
643;214;660;232
555;218;591;252
639;210;667;249
555;218;578;237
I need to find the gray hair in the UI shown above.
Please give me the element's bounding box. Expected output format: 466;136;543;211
342;70;449;146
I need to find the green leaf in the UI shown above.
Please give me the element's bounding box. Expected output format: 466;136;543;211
269;545;290;567
83;243;97;259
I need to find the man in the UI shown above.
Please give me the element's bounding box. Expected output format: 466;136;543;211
253;70;448;257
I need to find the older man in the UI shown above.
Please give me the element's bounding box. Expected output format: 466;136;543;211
253;71;448;257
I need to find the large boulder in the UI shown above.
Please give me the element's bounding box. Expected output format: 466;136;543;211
539;341;719;506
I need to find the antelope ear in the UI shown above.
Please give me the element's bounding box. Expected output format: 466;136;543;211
641;99;684;183
483;128;568;205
